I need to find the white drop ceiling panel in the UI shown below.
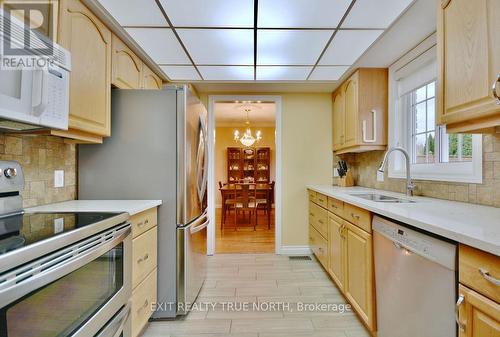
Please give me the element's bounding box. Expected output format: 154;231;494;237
160;65;201;81
126;28;190;64
257;66;312;81
342;0;415;29
99;0;168;26
258;0;351;28
309;66;350;80
177;29;254;65
257;30;333;65
319;30;383;65
198;66;254;81
158;0;254;27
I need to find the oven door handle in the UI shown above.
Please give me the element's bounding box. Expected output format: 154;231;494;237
95;302;131;337
0;225;131;306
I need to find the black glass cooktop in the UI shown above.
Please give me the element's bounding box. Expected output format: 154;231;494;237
0;212;120;256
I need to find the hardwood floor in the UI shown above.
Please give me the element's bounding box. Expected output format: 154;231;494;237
142;254;369;337
215;207;275;254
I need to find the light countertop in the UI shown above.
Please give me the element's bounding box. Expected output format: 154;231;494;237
307;185;500;256
27;200;162;216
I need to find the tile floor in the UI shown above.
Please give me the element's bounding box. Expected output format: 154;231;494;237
142;254;369;337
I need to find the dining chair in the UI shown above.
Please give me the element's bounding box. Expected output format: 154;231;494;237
233;183;257;231
219;181;235;230
256;183;272;229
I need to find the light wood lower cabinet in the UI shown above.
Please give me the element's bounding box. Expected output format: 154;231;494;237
457;284;500;337
132;268;157;337
344;222;375;332
308;190;376;334
130;207;158;337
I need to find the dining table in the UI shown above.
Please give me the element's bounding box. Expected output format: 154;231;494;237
219;183;273;229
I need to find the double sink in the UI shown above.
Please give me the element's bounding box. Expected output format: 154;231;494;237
348;193;415;203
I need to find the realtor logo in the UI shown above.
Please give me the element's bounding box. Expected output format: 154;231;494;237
1;1;56;56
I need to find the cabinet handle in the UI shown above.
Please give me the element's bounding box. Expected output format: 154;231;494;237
138;299;149;313
350;213;360;220
479;268;500;286
137;221;145;228
455;295;466;332
493;74;500;105
318;219;324;224
137;253;149;263
309;212;315;217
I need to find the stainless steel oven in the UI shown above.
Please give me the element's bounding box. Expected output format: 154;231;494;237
0;221;132;337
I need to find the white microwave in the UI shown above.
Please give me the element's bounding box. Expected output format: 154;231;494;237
0;9;71;131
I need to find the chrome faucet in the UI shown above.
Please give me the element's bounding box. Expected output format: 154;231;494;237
377;147;415;196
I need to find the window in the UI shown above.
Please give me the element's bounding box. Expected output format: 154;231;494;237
388;33;482;184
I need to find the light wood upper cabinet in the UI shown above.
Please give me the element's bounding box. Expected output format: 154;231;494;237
457;284;500;337
142;64;163;90
58;0;112;137
344;222;376;332
437;0;500;133
332;68;388;154
112;34;143;89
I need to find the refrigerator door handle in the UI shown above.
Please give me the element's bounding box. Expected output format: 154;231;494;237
191;217;209;234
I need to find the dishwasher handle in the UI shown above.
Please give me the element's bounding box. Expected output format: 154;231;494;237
455;295;466;332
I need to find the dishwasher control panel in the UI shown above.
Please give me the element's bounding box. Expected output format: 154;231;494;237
372;216;456;270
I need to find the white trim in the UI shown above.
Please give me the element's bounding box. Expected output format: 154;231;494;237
207;95;282;256
387;33;483;184
280;246;312;256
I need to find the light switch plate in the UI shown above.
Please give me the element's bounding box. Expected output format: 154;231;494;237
333;168;339;177
377;170;385;182
54;170;64;188
54;217;64;233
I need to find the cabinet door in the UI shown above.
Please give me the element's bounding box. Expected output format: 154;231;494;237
142;65;163;90
332;89;345;150
309;225;328;268
344;222;375;331
328;213;345;292
58;0;111;136
457;284;500;337
344;73;359;147
112;34;142;89
437;0;500;131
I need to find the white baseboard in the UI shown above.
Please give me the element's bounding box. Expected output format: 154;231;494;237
279;245;312;256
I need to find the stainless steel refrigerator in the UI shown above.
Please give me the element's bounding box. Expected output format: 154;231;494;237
78;85;208;319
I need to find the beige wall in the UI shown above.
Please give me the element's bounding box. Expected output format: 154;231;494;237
335;134;500;207
0;134;77;207
201;92;333;247
215;126;276;207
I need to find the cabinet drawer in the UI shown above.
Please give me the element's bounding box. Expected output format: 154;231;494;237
315;193;328;209
309;202;328;239
130;207;157;238
132;227;158;289
344;203;371;233
132;269;157;337
309;225;328;268
308;190;317;203
328;197;344;217
459;245;500;303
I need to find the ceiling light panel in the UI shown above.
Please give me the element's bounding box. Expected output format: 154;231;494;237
126;28;190;64
257;30;333;65
309;66;350;80
98;0;168;26
258;0;351;28
158;0;254;27
160;65;201;81
198;66;254;81
177;29;254;65
319;30;383;65
257;66;312;80
342;0;414;29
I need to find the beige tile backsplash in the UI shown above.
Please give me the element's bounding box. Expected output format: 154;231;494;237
0;134;76;208
335;134;500;208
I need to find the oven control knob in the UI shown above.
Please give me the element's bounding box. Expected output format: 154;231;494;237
4;168;17;178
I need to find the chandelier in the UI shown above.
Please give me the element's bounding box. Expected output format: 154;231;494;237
234;108;262;147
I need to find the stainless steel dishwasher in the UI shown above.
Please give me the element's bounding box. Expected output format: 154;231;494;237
373;216;457;337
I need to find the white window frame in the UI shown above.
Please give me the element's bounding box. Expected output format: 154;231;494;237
388;33;482;184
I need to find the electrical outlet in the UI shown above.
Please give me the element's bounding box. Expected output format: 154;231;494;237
377;170;385;182
333;168;339;177
54;170;64;188
54;217;64;234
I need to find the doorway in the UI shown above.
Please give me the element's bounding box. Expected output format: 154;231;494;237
207;95;282;255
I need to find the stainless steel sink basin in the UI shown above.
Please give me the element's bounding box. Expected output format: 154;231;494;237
348;193;415;203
